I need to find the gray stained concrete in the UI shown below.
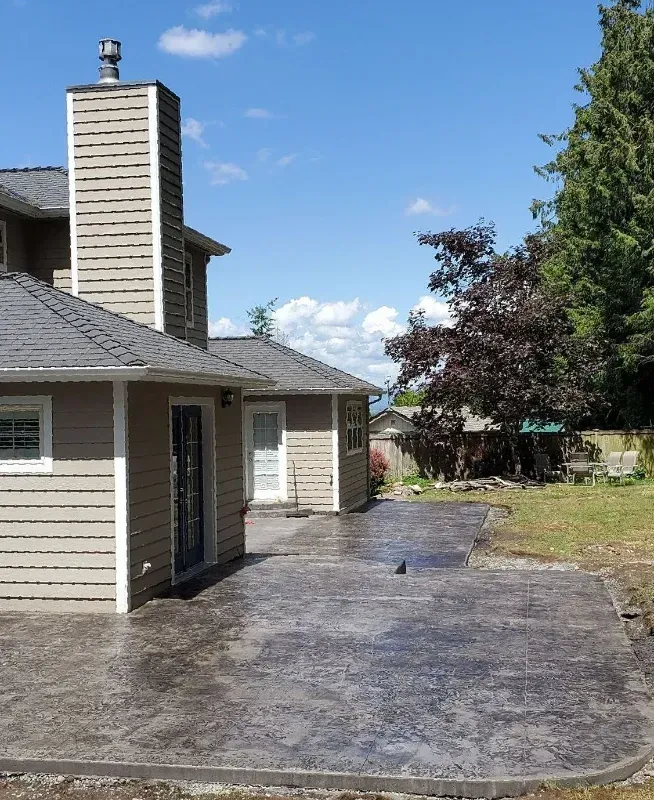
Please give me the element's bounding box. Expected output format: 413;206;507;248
0;501;652;796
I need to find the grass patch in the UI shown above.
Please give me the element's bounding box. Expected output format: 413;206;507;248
415;480;654;616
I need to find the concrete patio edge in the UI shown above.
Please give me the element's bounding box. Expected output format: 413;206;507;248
1;742;653;800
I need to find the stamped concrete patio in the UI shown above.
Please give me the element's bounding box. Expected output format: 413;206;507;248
0;501;652;797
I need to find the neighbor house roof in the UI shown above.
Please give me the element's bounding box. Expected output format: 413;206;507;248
372;405;499;433
0;273;272;386
0;167;229;255
209;337;382;394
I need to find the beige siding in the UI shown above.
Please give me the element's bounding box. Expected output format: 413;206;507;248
339;395;370;512
184;242;209;349
0;383;115;613
1;209;30;272
246;395;334;512
128;383;245;611
69;85;156;327
28;219;72;292
158;87;187;342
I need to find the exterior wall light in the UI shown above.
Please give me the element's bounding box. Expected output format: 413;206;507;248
221;388;235;408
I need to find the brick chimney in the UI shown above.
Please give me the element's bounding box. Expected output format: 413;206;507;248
66;39;185;333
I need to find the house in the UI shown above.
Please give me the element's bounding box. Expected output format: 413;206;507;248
0;40;276;613
369;406;498;434
209;337;382;514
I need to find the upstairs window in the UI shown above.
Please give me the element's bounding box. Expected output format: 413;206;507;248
184;251;195;330
0;396;53;474
0;221;6;273
346;400;364;455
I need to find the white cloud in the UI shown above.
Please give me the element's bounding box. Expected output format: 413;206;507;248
275;153;298;168
405;197;456;217
314;299;361;325
362;306;404;338
411;295;452;326
158;26;247;58
209;317;249;337
254;27;268;38
194;1;231;18
204;161;248;185
181;117;208;147
275;29;287;46
244;108;277;120
256;147;273;163
293;31;316;45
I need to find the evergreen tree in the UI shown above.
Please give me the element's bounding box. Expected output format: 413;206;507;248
246;298;278;339
535;0;654;426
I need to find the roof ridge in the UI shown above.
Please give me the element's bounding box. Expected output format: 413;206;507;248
0;166;67;173
9;274;144;367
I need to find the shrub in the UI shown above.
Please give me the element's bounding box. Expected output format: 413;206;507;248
370;448;391;495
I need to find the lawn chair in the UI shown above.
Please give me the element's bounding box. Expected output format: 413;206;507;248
534;453;563;483
564;452;593;485
595;451;622;483
621;450;639;481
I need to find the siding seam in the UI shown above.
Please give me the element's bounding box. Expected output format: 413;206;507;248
147;85;165;332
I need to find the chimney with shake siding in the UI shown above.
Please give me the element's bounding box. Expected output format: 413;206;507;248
66;39;186;335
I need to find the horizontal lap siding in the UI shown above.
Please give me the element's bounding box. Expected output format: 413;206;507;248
1;210;29;272
128;383;245;611
339;394;370;512
158;88;187;342
70;87;156;326
28;219;72;292
0;383;115;612
185;242;208;350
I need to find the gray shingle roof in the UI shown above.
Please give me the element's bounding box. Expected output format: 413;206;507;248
0;167;69;210
209;337;382;394
0;273;272;385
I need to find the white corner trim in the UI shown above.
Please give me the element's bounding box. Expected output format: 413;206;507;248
66;92;79;296
113;381;130;614
0;395;52;475
331;393;340;512
148;85;165;332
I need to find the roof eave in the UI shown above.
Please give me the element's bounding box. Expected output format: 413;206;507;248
183;225;231;257
243;386;382;395
0;366;273;387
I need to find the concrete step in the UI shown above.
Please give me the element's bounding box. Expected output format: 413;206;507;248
246;501;313;519
248;500;297;512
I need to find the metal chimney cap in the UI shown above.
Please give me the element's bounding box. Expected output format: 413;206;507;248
98;38;122;84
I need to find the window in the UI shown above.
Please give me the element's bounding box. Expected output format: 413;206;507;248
346;400;364;454
184;251;194;330
0;220;6;273
0;396;52;474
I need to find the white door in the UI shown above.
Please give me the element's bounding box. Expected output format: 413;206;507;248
245;403;287;501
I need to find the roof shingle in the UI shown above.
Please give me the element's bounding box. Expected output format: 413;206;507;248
209;337;382;393
0;167;69;210
0;273;272;386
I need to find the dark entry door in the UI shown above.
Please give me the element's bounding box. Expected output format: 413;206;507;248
172;405;204;575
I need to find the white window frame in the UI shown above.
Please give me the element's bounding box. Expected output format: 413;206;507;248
0;220;7;273
184;250;195;330
0;396;53;474
346;400;364;455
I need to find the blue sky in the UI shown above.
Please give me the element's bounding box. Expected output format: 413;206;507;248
1;0;602;387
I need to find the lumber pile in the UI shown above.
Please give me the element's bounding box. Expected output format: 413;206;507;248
441;476;545;492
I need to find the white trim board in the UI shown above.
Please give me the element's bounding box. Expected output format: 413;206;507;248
113;381;130;614
66;92;79;297
244;401;287;503
148;85;165;332
168;396;217;586
331;393;340;512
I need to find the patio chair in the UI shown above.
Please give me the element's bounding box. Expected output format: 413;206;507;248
595;451;622;483
564;452;593;485
534;453;563;483
621;450;639;481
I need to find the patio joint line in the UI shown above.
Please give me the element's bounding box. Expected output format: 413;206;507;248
522;575;531;766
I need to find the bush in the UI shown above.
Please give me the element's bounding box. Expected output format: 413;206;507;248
370;448;391;495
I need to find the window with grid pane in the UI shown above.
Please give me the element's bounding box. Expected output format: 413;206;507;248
0;408;41;460
346;401;364;454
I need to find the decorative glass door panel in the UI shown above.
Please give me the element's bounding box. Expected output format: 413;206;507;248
172;405;204;574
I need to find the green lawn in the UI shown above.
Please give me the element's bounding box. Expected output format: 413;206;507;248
414;480;654;569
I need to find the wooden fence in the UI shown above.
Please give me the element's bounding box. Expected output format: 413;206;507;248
370;429;654;480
